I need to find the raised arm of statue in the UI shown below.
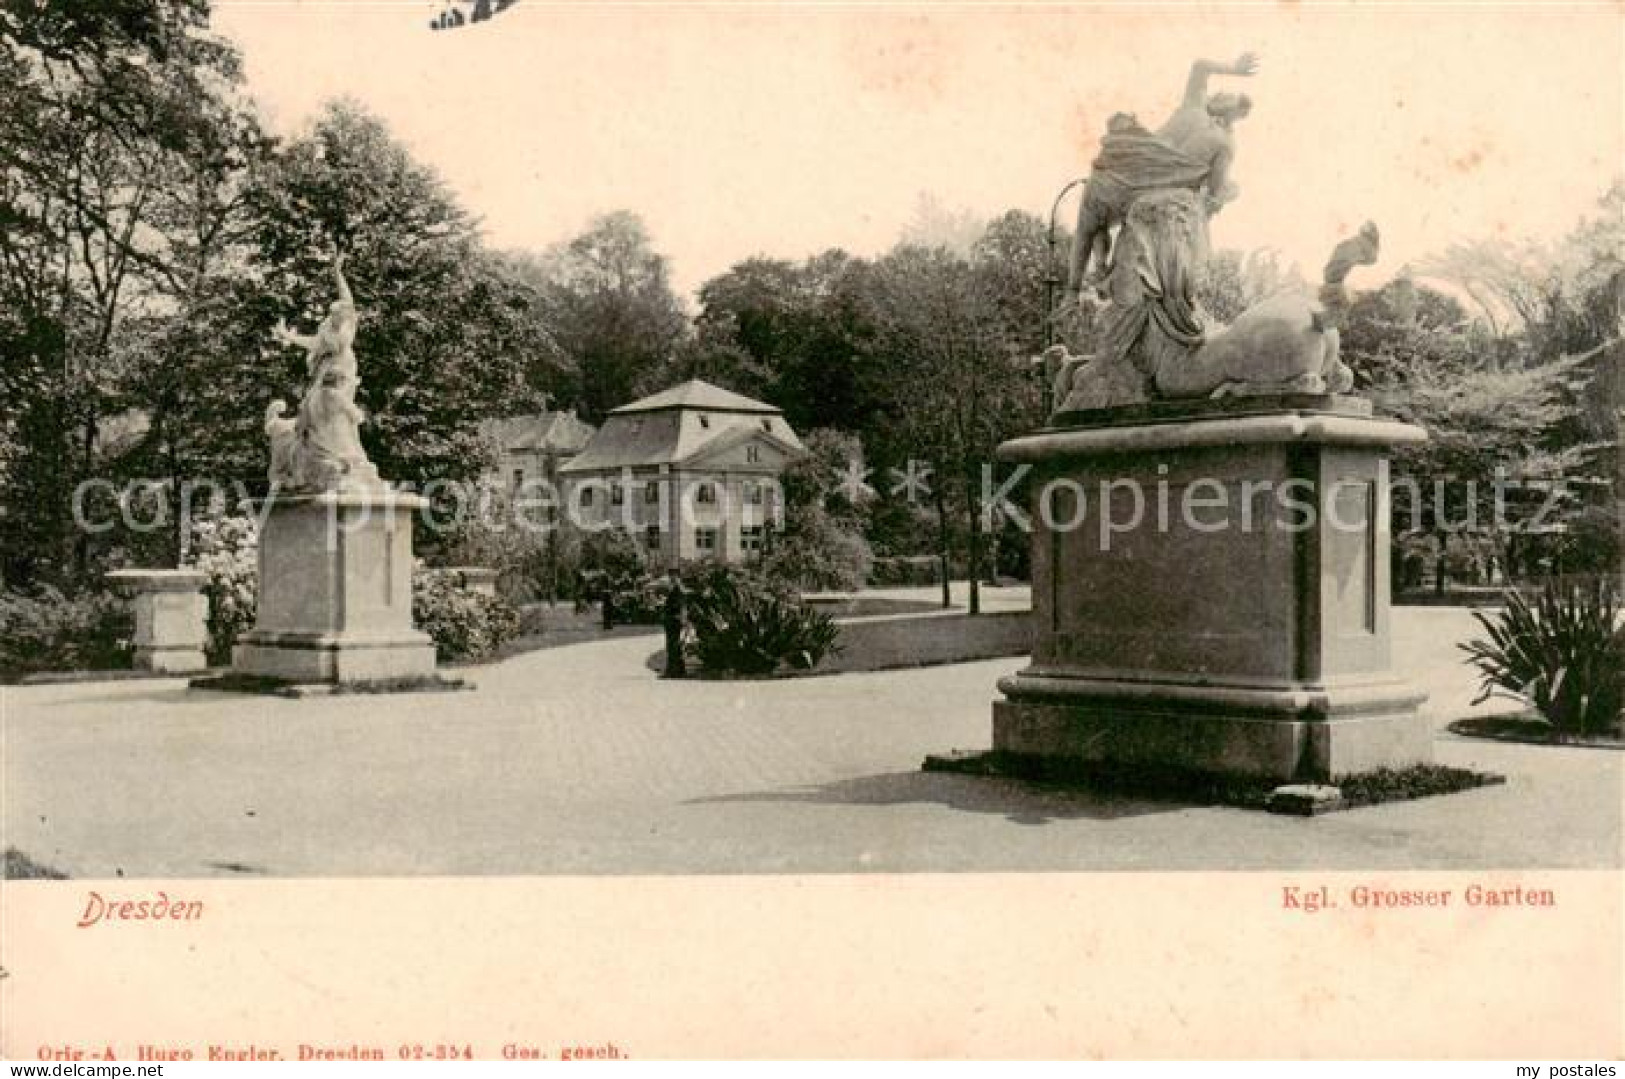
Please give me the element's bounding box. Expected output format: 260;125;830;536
332;251;353;308
1180;52;1259;108
271;319;318;353
1203;145;1236;214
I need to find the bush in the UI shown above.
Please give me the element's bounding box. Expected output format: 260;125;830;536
869;556;942;587
188;513;259;666
0;587;133;679
1460;577;1623;738
609;576;667;625
428;477;560;603
412;568;522;662
682;564;840;676
188;512;521;664
760;511;872;592
1561;505;1622;577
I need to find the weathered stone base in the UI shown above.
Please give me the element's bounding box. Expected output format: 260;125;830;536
232;630;436;684
993;674;1431;783
218;487;438;689
191;668;467;698
135;644;210;674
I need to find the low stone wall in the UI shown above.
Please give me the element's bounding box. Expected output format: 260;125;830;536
645;608;1032;678
821;609;1031;674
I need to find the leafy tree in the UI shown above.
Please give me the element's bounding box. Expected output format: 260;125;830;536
970;210;1050;363
517;211;686;423
239;102;562;491
0;0;259;583
1194;247;1306;324
860;245;1040;612
897;193;985;257
688;250;882;434
1377;355;1593;589
760;428;873;591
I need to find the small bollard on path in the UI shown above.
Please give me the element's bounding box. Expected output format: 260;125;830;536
105;569;210;674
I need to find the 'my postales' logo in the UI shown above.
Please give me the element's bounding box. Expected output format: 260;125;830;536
429;0;518;32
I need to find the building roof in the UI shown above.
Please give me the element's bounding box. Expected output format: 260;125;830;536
561;381;803;473
609;379;782;416
480;409;597;454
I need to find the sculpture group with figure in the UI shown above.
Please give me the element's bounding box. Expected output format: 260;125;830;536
956;50;1435;791
265;250;382;492
1051;51;1380;415
1068;51;1258;293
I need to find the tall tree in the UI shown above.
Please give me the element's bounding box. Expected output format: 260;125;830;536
520;211;686;422
0;0;257;583
240;102;563;490
861;244;1039;612
690;250;883;434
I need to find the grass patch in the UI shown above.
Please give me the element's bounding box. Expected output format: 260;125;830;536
329;674;471;695
189;672;303;697
1335;764;1506;808
1448;713;1623;749
191;672;471;697
923;751;1502;815
4;848;68;879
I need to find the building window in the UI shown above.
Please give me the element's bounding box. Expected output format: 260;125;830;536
741;525;764;554
745;445;761;464
646;525;662;550
695;527;718;553
511;468;525;490
698;414;710;429
581;487;594;507
645;480;660;504
696;482;716;505
760;419;772;432
611;483;624;506
745;481;764;506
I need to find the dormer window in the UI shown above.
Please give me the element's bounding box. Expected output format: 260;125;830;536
697;414;710;429
760;419;772;432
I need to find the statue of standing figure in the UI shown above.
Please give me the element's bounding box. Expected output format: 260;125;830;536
1067;52;1259;295
265;252;381;492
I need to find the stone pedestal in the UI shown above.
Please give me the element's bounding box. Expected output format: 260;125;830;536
231;489;436;684
106;569;209;673
991;396;1431;783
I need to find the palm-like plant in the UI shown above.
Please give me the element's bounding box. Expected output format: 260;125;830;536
683;566;840;676
1460;578;1623;739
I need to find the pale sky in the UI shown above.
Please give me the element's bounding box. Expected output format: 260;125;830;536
212;1;1623;301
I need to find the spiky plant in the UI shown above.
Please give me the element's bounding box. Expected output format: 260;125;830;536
1460;578;1623;739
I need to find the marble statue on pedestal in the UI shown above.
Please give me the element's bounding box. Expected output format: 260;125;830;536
265;253;381;492
227;252;437;688
963;53;1432;789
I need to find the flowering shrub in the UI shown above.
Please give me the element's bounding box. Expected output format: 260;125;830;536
412;568;521;662
0;587;133;680
188;514;260;666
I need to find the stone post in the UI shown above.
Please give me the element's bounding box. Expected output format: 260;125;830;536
106;569;210;674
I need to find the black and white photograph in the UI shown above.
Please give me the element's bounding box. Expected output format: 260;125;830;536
1;0;1620;1061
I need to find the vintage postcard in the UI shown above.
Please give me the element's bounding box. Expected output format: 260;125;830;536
1;0;1621;1061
